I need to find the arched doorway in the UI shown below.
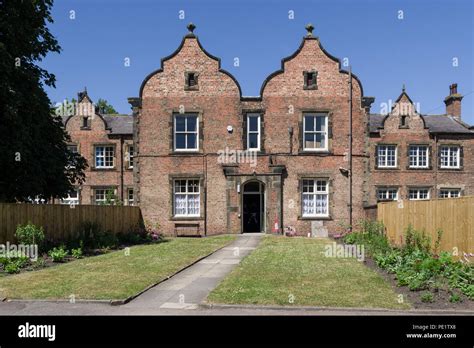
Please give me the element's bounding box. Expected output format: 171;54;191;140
242;181;265;233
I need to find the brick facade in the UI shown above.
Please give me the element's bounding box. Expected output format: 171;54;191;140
62;93;134;205
369;91;473;206
66;24;473;236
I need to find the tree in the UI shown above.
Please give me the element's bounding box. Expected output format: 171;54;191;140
96;98;118;114
0;0;87;202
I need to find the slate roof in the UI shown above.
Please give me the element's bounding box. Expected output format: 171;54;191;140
102;114;133;134
61;114;133;135
369;114;473;134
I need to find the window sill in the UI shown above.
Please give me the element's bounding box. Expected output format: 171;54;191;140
171;150;201;155
298;150;331;156
91;167;117;171
375;167;399;170
407;167;431;170
439;167;462;171
298;215;332;221
170;216;204;221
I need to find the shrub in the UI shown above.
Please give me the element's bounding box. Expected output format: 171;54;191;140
48;247;68;262
15;223;45;251
346;221;474;301
71;246;83;259
404;224;431;254
144;221;164;243
71;221;119;250
421;292;434;303
4;261;21;274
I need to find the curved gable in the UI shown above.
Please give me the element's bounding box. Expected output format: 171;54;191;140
259;36;365;100
381;90;427;131
139;33;242;98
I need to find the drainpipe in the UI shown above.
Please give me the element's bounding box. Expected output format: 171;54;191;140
204;154;208;236
348;67;353;232
280;173;284;235
120;135;124;202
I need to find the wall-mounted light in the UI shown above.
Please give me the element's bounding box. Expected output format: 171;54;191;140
227;125;233;133
237;183;240;193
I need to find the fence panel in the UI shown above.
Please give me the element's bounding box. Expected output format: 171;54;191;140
377;196;474;256
0;203;143;244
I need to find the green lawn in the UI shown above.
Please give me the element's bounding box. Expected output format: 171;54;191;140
208;236;410;309
0;235;235;300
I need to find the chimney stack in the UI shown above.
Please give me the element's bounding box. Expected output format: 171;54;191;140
444;83;463;120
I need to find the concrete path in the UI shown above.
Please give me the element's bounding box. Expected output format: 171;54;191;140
122;233;262;310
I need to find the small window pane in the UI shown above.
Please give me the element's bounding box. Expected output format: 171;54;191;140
316;116;325;132
249;133;258;149
304;133;315;148
304;116;314;131
187;133;197;149
187;116;197;132
248;116;259;132
176;117;186;132
175;134;186;149
315;133;325;148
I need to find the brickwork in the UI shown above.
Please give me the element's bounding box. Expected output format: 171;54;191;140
63;95;134;205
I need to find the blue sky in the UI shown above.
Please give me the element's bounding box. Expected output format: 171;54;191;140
43;0;473;124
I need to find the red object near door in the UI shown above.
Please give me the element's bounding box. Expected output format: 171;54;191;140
273;217;279;233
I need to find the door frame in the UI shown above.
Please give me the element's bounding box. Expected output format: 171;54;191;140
241;180;266;233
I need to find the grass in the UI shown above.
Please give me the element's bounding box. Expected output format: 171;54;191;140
207;236;411;309
0;235;235;300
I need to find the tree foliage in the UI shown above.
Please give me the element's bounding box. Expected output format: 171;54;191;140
96;98;118;114
0;0;87;202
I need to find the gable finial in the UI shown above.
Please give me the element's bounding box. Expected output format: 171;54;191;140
402;84;406;93
305;23;314;37
187;23;196;34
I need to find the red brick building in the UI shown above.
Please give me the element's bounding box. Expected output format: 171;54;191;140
368;85;474;207
66;24;472;236
61;91;134;205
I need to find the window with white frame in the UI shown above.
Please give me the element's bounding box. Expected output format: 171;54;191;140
409;145;429;168
302;179;329;217
174;114;198;151
408;188;430;200
60;189;79;205
439;188;461;198
246;114;261;151
127;188;134;206
127;145;134;169
440;146;460;169
174;179;200;217
303;113;328;151
377;145;397;168
94;188;114;204
377;187;398;201
95;145;114;168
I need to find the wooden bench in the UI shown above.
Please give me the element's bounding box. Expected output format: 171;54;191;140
174;223;201;237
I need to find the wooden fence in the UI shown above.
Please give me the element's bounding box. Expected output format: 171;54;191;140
0;203;143;244
377;196;474;256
